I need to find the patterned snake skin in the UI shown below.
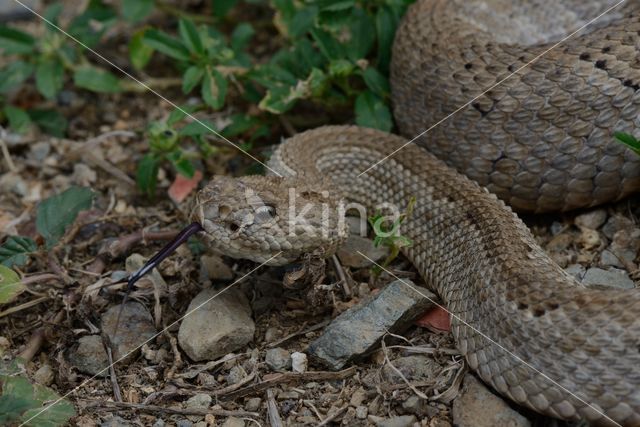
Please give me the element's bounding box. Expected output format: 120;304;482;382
194;1;640;425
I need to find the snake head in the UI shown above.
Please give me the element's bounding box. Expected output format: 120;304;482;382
191;175;348;266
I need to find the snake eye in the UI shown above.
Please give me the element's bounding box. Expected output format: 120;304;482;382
255;204;276;222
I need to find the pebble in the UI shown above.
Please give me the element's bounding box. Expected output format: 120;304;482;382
68;335;109;377
350;387;367;406
382;355;442;383
368;415;417;427
602;215;635;240
176;420;193;427
101;302;157;361
402;395;428;416
564;264;586;281
34;363;54;386
29;141;51;162
200;254;234;281
600;229;640;268
308;279;435;370
574;209;607;230
72;163;97;186
291;351;308;373
337;235;389;268
452;374;530;427
582;267;635;289
0;336;9;356
101;416;131;427
355;405;368;419
221;417;245;427
178;288;255;361
265;347;291;371
244;397;262;412
185;393;212;409
264;327;280;343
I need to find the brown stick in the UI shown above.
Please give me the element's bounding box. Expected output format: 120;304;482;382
82;401;260;418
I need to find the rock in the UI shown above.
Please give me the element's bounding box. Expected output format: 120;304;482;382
221;417;245;427
574;209;607;230
564;264;586;281
178;288;255;361
29;141;50;162
545;233;572;252
582;267;635;289
102;302;157;361
176;420;193;427
185;393;212;409
291;352;308;373
0;0;40;20
452;375;530;427
382;355;442;383
201;254;234;281
369;415;417;427
308;279;435;370
350;387;367;406
402;395;428;416
0;336;9;357
68;335;109;377
264;327;279;343
355;405;368;419
72;163;97;186
245;397;262;412
34;363;54;386
550;221;564;235
265;348;291;371
600;229;640;269
337;235;389;268
602;215;635;240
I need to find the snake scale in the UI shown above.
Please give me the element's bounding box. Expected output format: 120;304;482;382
193;1;640;425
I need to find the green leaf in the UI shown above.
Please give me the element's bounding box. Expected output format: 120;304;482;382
167;151;196;178
143;29;190;61
221;113;259;137
35;58;64;100
36;186;96;248
0;236;37;268
328;59;354;77
129;28;154;70
211;0;238;17
136;154;159;198
355;90;393;132
614;132;640;150
289;6;318;38
0;265;23;304
0;61;34;94
201;66;228;109
43;3;64;27
316;0;355;11
73;66;122;93
3;106;32;134
307;67;328;97
0;26;35;54
182;65;204;94
310;28;343;60
122;0;154;23
362;67;390;97
230;23;254;52
28;109;67;137
167;105;198;125
68;0;117;48
179;19;204;56
375;5;396;74
179;119;218;136
0;368;75;426
259;84;306;114
345;7;374;61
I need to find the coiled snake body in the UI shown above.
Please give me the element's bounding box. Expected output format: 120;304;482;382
195;1;640;425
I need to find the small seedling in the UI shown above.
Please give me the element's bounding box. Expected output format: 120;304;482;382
614;131;640;155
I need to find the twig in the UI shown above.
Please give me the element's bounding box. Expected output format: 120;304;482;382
0;137;16;172
106;345;123;402
266;388;284;427
267;319;330;349
82;401;260;418
331;255;350;297
317;404;348;426
18;310;64;362
0;296;49;319
221;367;357;400
381;338;429;399
163;329;183;379
20;273;62;286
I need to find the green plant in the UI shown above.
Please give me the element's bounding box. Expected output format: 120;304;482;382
368;196;415;274
0;1;125;136
614;131;640;155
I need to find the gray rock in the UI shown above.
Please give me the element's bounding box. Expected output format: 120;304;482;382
101;416;131;427
178;288;255;361
152;419;165;427
265;347;291;371
602;215;635;240
600;229;640;268
337;235;389;268
564;264;586;281
401;395;427;416
221;417;245;427
453;374;530;427
0;0;40;21
369;415;417;427
33;363;54;386
291;351;308;373
582;267;635;289
245;397;262;412
308;279;435;370
68;335;109;377
185;393;212;409
356;405;368;419
574;209;607;230
176;420;193;427
102;302;157;361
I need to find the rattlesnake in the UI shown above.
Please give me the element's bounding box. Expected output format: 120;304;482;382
193;1;640;425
